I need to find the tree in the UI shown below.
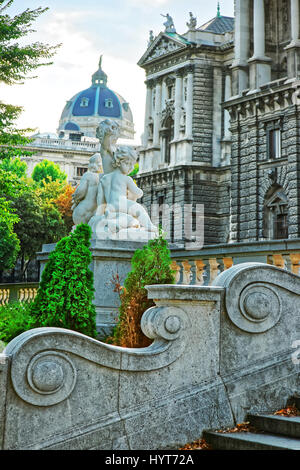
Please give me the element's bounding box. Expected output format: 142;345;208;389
0;1;60;159
54;183;76;233
0;0;60;272
109;231;175;348
32;159;67;186
10;183;67;277
0;156;27;177
0;197;20;270
0;1;60;86
30;224;97;338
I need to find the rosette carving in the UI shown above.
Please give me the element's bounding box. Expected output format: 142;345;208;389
141;306;186;341
11;349;77;406
212;262;300;333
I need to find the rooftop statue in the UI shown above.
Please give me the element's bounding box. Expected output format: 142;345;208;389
161;13;176;33
148;30;155;48
186;12;197;31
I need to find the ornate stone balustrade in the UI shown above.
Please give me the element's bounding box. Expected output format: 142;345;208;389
0;283;39;306
0;262;299;449
170;238;300;286
30;138;98;151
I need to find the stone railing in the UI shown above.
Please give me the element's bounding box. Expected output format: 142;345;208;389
170;239;300;286
0;283;39;306
31;138;98;151
0;262;299;450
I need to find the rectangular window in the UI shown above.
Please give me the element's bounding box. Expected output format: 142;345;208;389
274;213;288;239
268;129;281;159
76;167;88;177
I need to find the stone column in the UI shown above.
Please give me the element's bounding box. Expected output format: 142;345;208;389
153;78;162;147
221;72;232;167
291;0;300;45
231;0;250;94
248;0;272;89
143;80;153;147
174;70;183;141
185;66;194;139
224;74;232;139
285;0;300;79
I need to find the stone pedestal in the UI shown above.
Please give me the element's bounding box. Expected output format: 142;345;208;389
37;239;149;339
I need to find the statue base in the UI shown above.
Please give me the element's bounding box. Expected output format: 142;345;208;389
37;239;149;339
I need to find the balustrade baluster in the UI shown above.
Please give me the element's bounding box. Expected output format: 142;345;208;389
195;260;206;285
290;253;300;276
209;258;220;285
171;260;181;284
182;260;192;285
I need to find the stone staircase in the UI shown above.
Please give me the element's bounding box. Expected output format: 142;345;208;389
203;398;300;450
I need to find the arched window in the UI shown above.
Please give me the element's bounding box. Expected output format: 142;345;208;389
80;97;89;107
264;187;288;239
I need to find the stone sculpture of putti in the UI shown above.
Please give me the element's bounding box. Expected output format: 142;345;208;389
72;118;158;240
89;146;158;240
71;153;102;225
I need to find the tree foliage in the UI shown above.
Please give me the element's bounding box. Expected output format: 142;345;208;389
9;182;67;274
0;0;60;86
54;183;75;233
32;159;67;186
0;1;60;159
0;155;27;177
0;197;20;270
30;224;97;338
0;1;61;274
109;230;175;348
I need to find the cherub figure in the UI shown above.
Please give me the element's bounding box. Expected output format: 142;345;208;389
71;153;102;225
93;146;157;236
96;119;120;174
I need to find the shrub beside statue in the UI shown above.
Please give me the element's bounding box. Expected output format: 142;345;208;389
0;224;97;343
107;230;175;348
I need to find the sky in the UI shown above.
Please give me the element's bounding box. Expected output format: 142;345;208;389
2;0;235;145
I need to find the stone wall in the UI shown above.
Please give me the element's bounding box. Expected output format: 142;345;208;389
0;262;299;449
192;62;214;164
227;83;300;243
136;165;231;246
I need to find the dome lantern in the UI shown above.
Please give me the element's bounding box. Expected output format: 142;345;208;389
92;55;108;87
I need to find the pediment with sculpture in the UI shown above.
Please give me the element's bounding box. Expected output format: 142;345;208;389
138;32;188;66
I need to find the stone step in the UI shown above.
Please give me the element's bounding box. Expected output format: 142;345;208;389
291;395;300;410
248;413;300;439
203;430;300;450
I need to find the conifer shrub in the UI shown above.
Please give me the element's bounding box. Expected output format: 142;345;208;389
109;230;175;348
30;223;97;338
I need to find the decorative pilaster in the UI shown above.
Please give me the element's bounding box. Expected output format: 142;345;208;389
224;73;232;139
248;0;272;89
231;0;250;94
143;80;153;147
153;78;162;147
174;69;184;141
285;0;300;80
185;65;194;139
